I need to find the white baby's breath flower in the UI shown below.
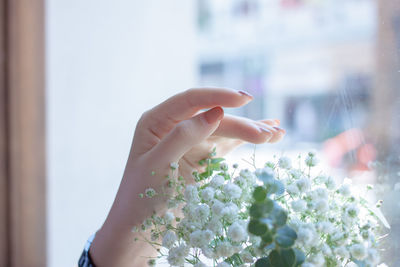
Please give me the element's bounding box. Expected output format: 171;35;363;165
195;204;210;225
317;221;335;234
339;183;352;197
221;203;239;224
345;204;359;218
194;262;208;267
210;175;225;188
223;183;242;200
286;183;300;195
207;217;223;235
239;169;257;185
314;187;329;199
201;187;215;202
307;252;325;267
183;203;197;220
279;157;292;169
296;176;311;192
216;262;230;267
201;246;215;259
151;232;159;241
170;162;179;170
321;244;332;256
167;198;179;209
189;229;213;247
331;232;348;246
164;211;175;225
211;199;225;217
143;218;152;229
305;154;319;167
162;230;177;248
147;259;156;266
291;199;307;212
145;188;156;198
350;243;367;260
289;169;302;179
325;176;336;190
228;222;247;242
184;185;200;203
297;227;315;246
215;241;235;258
314;199;329;213
335;246;350;259
240;250;254;263
234;176;247;188
167;244;189;266
256;167;276;183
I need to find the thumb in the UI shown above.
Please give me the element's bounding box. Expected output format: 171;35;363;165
148;107;224;163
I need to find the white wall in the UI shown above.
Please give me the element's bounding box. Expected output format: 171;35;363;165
46;1;197;266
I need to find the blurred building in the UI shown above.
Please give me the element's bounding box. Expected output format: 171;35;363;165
197;0;376;144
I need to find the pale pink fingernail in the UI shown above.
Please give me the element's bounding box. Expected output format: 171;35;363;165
238;90;253;98
260;127;272;134
273;126;286;134
204;106;224;124
259;127;273;140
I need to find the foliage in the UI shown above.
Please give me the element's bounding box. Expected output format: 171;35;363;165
135;149;387;267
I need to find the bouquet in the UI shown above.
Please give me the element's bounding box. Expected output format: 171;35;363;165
135;149;388;267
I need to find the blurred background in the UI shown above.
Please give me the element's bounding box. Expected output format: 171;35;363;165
46;0;400;266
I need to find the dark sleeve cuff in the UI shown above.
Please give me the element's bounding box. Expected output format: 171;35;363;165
78;233;96;267
78;249;96;267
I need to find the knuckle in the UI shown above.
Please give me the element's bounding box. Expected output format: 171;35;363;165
174;121;192;139
183;88;197;107
138;109;152;125
185;87;196;94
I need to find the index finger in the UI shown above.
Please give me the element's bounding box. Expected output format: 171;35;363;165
142;87;253;138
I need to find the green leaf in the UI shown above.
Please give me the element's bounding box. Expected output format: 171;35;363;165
271;206;288;226
199;172;209;180
281;249;296;267
253;186;267;202
266;179;284;196
293;248;305;266
209;147;217;157
268;250;284;267
226;253;243;266
248;220;268;236
198;159;206;166
255;257;271;267
211;158;225;164
261;231;273;244
353;259;367;267
275;225;297;248
249;200;274;218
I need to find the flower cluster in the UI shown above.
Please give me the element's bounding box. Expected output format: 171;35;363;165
274;152;387;267
136;150;387;267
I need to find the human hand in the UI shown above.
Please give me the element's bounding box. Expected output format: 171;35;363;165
90;88;285;267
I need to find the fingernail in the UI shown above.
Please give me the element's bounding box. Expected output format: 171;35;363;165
273;126;286;133
238;90;253;98
259;127;273;139
260;127;272;134
204;107;224;124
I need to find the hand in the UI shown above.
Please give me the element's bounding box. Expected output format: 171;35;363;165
90;88;285;267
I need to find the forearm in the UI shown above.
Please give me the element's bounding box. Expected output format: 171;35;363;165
90;162;172;267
